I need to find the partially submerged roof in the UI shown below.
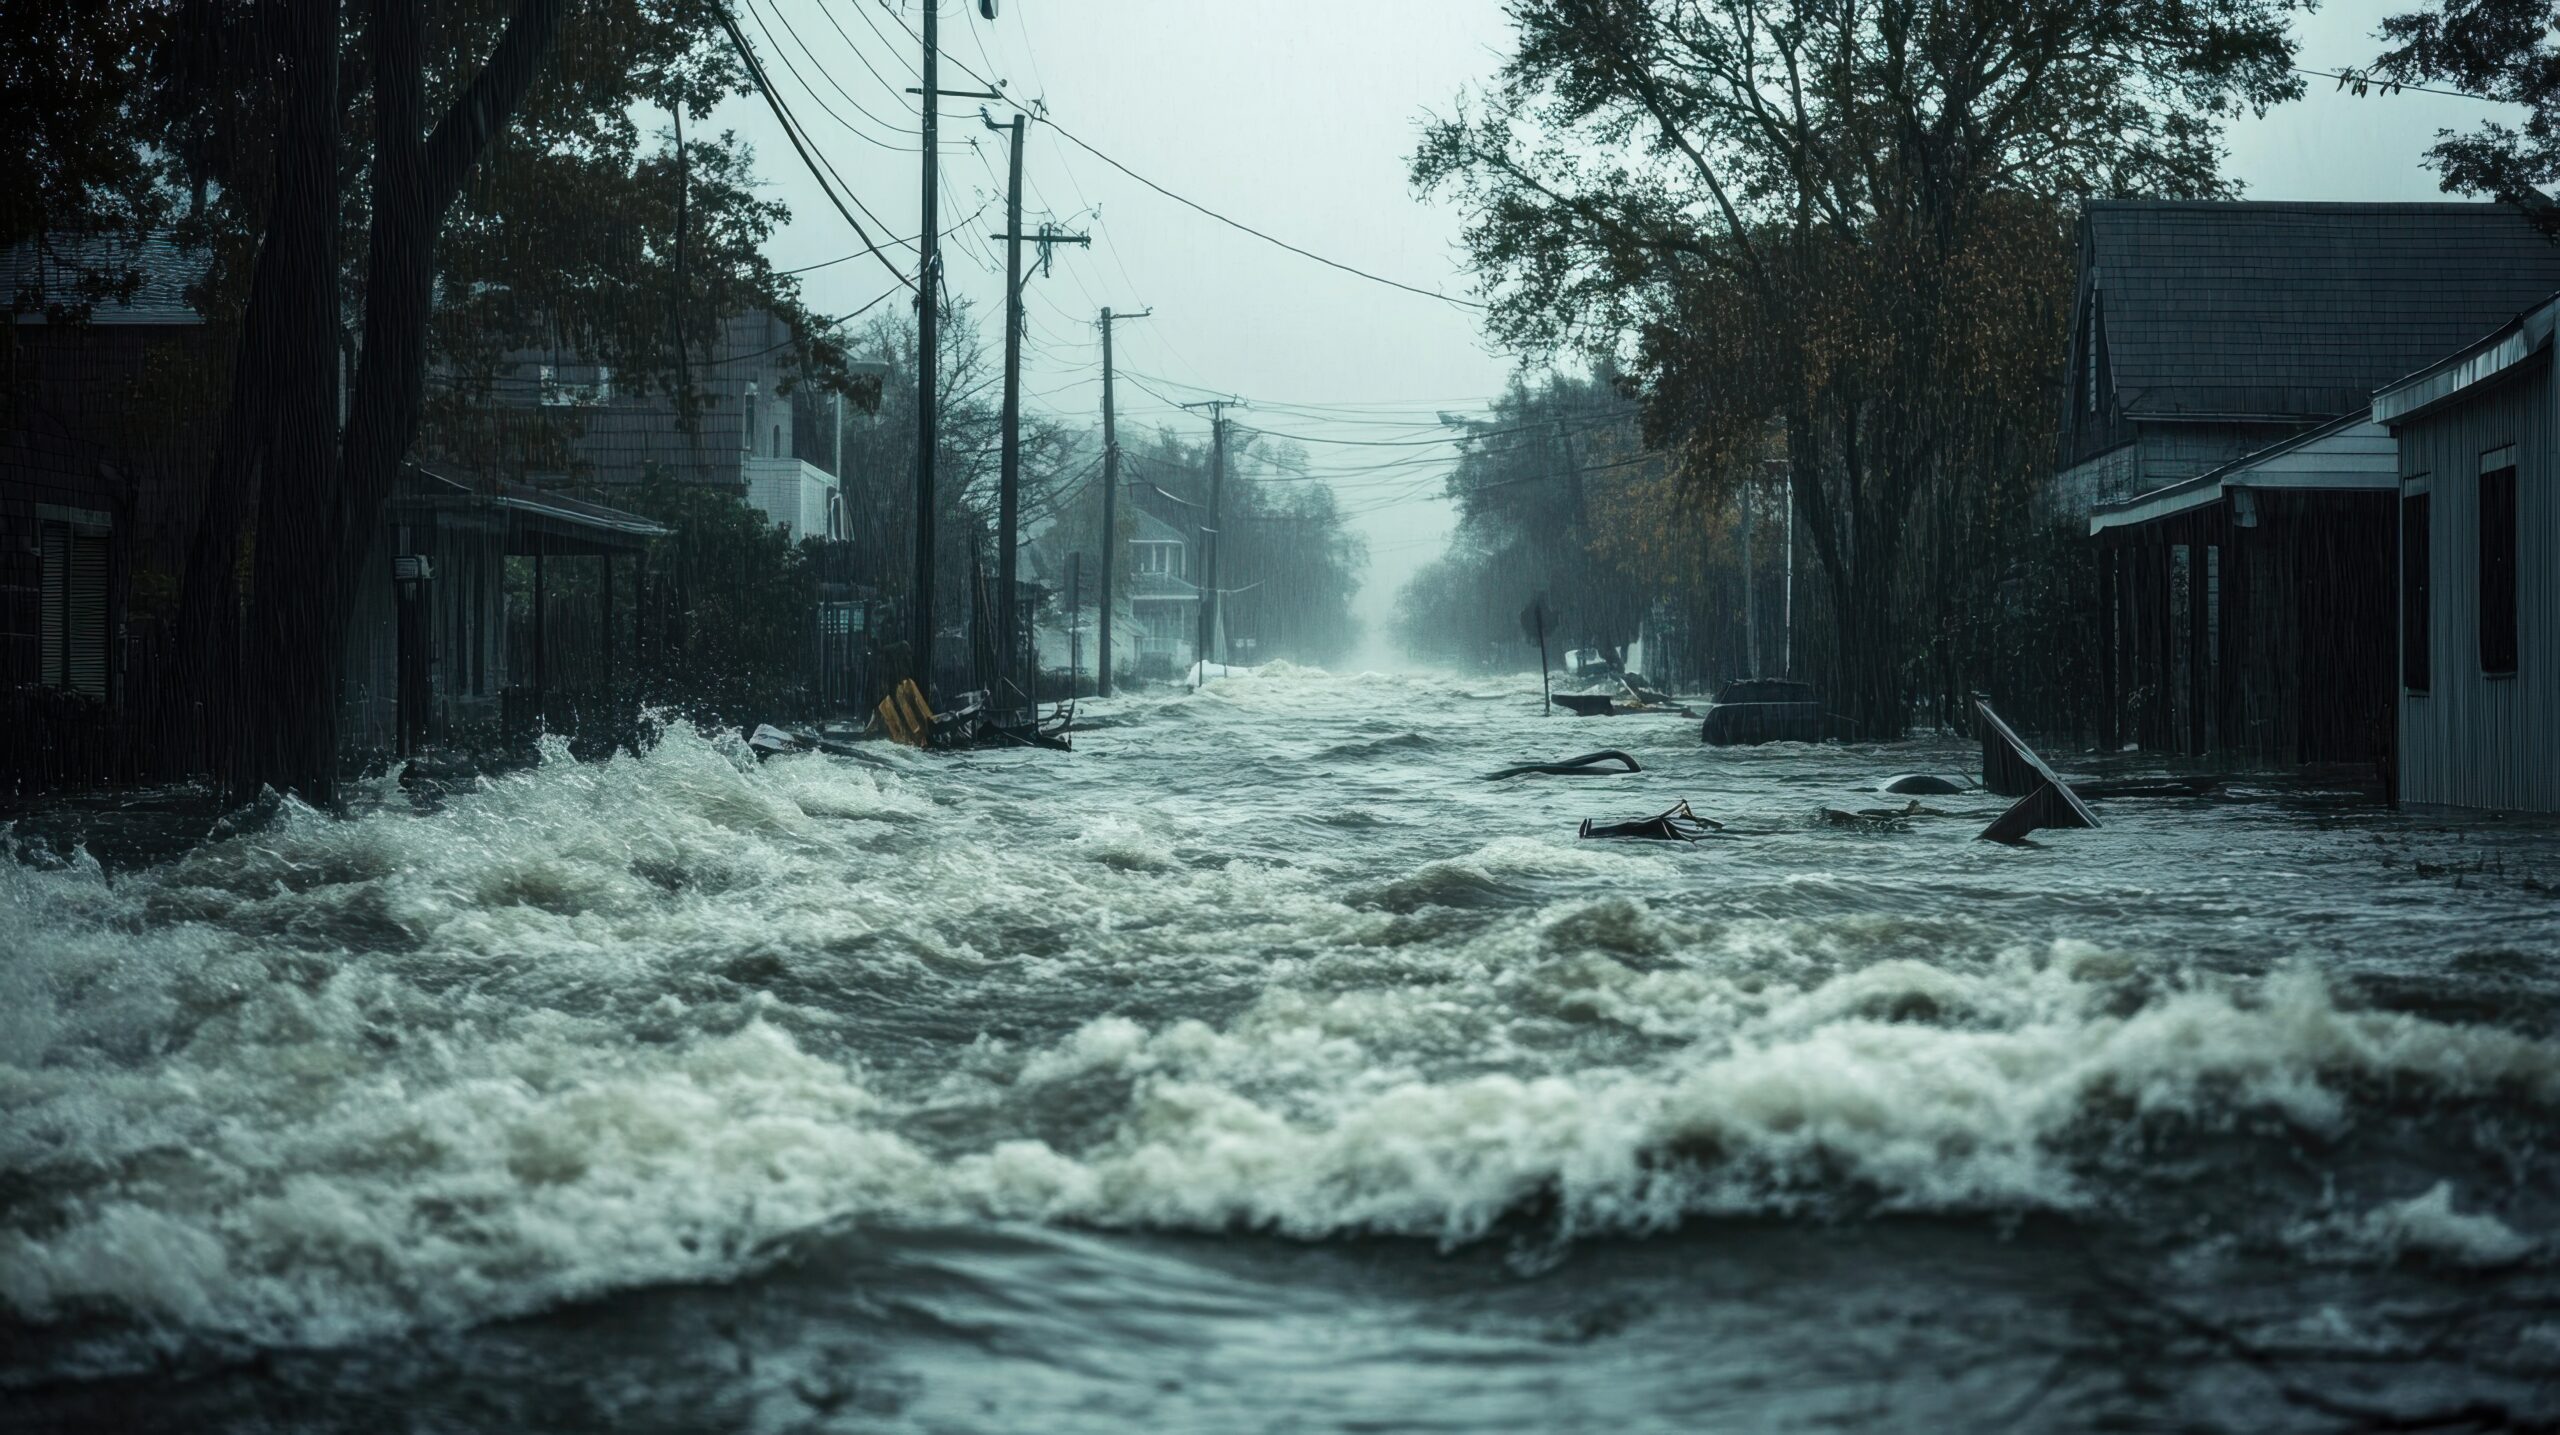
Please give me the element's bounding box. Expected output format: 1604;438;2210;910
2089;411;2398;535
2373;291;2560;426
2084;201;2560;422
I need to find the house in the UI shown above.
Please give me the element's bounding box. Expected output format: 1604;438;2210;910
2373;293;2560;812
3;235;221;791
2060;201;2560;763
477;312;851;541
1126;508;1199;678
341;464;666;762
2088;415;2401;764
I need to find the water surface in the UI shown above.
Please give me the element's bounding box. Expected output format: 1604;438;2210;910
6;665;2559;1430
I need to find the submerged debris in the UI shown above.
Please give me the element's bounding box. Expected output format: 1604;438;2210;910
1484;749;1643;780
1879;773;1968;795
1825;799;1949;829
1973;696;2099;844
1579;800;1723;841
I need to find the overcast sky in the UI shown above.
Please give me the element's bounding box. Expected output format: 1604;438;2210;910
713;0;2520;652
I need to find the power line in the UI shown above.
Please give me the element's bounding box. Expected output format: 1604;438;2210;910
746;0;912;150
876;4;1489;312
714;2;912;294
779;197;994;275
1038;119;1489;312
2296;66;2502;103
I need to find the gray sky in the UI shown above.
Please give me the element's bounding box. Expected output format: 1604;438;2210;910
716;1;2519;650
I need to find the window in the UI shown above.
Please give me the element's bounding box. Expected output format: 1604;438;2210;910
2402;489;2430;692
2480;450;2518;675
772;423;782;458
36;519;109;699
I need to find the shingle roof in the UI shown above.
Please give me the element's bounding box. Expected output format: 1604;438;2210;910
6;234;205;326
1131;509;1186;545
2087;201;2560;421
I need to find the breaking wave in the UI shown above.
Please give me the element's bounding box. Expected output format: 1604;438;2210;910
6;675;2558;1381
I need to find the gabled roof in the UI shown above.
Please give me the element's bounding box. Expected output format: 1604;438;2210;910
1132;509;1186;545
2084;201;2560;422
7;234;204;326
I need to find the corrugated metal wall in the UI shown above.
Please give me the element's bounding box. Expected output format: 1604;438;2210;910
2396;355;2558;811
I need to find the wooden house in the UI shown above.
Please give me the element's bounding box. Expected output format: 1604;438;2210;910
1125;508;1199;678
2374;294;2560;812
2059;202;2560;765
341;464;667;762
3;236;221;791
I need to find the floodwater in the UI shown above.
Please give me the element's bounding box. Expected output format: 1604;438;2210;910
5;664;2559;1432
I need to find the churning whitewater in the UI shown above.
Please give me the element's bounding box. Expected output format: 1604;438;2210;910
6;665;2559;1429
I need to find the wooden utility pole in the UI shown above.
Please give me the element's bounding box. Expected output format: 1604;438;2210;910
1182;399;1237;673
994;112;1026;703
1741;482;1759;677
1095;305;1148;696
908;1;940;695
986;117;1086;707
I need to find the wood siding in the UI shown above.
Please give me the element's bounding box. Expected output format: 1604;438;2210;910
2396;356;2559;811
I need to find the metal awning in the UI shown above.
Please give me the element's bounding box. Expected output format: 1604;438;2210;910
2373;291;2560;426
2088;413;2400;536
389;464;669;554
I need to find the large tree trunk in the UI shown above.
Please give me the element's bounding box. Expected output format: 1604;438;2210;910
228;0;563;806
176;0;340;792
213;0;343;803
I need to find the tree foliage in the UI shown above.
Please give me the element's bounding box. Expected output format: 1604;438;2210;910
1393;372;1660;672
2370;0;2560;222
1416;0;2301;733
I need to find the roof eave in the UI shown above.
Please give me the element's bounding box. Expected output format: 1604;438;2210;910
2373;296;2560;426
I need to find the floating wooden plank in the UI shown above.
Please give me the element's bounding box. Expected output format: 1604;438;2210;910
1974;694;2048;797
1971;696;2099;843
1979;781;2100;844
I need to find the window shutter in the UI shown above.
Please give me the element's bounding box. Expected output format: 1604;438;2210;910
67;532;109;698
38;523;66;689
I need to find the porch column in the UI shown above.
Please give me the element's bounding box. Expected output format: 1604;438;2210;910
2099;543;2120;752
2149;537;2174;750
2188;528;2208;758
533;540;547;724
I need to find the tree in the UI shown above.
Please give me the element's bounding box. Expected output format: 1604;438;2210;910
103;0;875;805
2368;1;2560;223
1415;0;2301;735
0;0;174;313
1394;372;1658;672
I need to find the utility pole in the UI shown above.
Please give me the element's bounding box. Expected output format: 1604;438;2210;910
983;115;1086;708
1181;398;1238;674
1095;304;1148;696
993;111;1026;705
1741;481;1759;677
907;2;939;696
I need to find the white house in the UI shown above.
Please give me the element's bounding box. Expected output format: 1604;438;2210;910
1128;509;1200;677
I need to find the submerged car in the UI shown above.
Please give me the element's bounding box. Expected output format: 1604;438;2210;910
1699;678;1845;745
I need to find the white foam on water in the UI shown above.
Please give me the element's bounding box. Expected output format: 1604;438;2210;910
7;675;2559;1370
2289;1182;2539;1269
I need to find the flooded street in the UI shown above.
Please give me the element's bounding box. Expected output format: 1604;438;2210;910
7;665;2560;1431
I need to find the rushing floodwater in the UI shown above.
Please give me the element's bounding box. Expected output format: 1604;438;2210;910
6;663;2560;1431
